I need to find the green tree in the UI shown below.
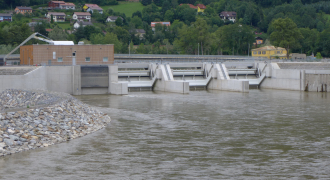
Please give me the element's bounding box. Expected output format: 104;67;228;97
103;32;122;53
316;28;330;57
115;17;123;26
270;18;303;59
51;14;54;23
316;52;322;59
90;33;104;44
34;21;48;36
48;26;68;40
164;10;174;22
141;0;152;6
193;18;210;55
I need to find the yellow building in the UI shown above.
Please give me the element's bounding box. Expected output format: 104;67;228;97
197;4;206;13
252;46;289;59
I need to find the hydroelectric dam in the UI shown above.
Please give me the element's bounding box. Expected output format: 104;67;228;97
0;54;330;94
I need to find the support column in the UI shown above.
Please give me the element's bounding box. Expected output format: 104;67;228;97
72;65;81;95
108;65;128;95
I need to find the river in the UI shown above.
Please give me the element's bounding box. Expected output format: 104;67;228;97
0;90;330;179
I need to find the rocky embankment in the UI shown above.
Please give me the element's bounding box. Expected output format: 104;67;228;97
0;89;111;156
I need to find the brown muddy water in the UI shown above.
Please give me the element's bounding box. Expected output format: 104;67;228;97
0;89;330;179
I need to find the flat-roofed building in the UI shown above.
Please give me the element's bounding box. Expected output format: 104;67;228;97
20;44;114;65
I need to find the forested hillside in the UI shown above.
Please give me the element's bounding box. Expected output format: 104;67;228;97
1;0;330;57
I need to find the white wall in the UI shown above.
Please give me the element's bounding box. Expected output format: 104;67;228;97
46;66;73;94
0;67;47;92
208;79;249;92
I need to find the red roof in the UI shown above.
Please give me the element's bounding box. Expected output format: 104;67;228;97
51;1;65;4
197;4;206;9
74;12;91;16
85;4;100;8
220;11;237;17
46;29;53;32
179;4;197;9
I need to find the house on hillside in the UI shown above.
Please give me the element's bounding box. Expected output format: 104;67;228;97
106;16;123;22
196;4;206;13
15;6;33;14
74;21;93;29
0;14;12;22
72;12;91;22
47;12;66;22
252;46;289;59
48;1;65;8
151;22;170;31
255;37;263;45
219;11;236;22
60;3;75;9
130;29;146;40
83;4;103;14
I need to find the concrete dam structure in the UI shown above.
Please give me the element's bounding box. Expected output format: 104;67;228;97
0;61;330;94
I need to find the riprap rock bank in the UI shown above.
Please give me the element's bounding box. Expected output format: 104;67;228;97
0;89;111;156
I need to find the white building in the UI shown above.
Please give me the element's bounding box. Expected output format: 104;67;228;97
106;16;123;22
72;12;91;22
219;11;237;22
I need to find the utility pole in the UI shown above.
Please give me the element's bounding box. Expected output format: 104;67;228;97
129;41;130;56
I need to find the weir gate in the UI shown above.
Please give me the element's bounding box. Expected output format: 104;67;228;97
116;62;265;93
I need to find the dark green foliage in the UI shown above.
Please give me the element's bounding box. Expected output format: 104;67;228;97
141;0;152;6
132;11;142;18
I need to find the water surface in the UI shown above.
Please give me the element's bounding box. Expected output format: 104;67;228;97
0;90;330;179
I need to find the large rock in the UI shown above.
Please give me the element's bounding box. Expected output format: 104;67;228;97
0;89;111;157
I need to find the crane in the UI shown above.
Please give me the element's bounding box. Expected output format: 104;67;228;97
3;32;54;64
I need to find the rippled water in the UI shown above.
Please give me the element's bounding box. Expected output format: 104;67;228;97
1;90;330;179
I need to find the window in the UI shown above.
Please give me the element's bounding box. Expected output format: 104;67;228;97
277;51;280;54
57;57;63;62
253;51;257;54
103;57;108;62
85;57;90;62
262;51;266;54
258;51;261;54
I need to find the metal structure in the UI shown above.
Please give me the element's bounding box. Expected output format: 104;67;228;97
3;32;74;64
3;33;54;64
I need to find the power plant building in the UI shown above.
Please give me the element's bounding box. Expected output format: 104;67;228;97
20;44;114;65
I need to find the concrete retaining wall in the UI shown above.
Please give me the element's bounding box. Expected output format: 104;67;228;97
305;70;330;92
208;79;249;92
46;66;73;94
0;67;47;92
261;69;302;91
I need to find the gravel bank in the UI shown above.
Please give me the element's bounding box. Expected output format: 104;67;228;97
0;89;111;156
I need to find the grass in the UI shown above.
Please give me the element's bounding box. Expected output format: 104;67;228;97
56;22;71;30
100;2;144;18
